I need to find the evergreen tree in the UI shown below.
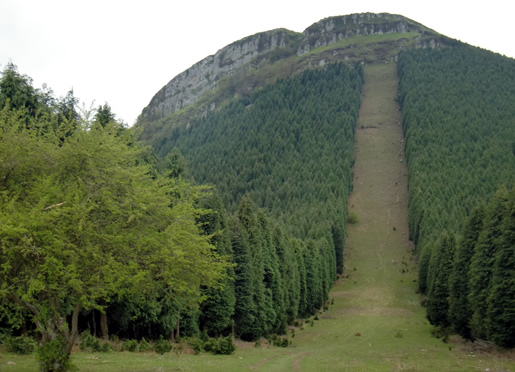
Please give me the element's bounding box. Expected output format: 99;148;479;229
484;188;515;347
426;232;456;327
257;210;286;334
331;223;345;275
197;194;235;337
468;188;509;340
229;217;259;340
273;226;300;324
448;204;485;339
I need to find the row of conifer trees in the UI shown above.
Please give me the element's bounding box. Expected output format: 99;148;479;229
398;46;515;347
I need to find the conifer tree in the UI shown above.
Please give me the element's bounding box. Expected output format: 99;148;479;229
484;188;515;347
426;232;456;327
257;210;285;334
229;217;259;340
448;204;485;339
468;188;509;340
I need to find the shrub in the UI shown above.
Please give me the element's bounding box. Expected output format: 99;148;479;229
138;338;150;352
100;342;111;352
5;335;36;354
36;336;75;372
122;339;138;352
212;336;235;355
186;337;204;354
347;211;359;224
80;332;101;352
153;337;172;355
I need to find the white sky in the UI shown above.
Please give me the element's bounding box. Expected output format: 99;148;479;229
1;0;513;126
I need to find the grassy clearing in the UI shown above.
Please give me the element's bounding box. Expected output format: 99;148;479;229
2;63;515;371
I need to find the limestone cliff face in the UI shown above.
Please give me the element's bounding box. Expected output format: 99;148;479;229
140;13;442;123
297;13;422;55
140;29;300;122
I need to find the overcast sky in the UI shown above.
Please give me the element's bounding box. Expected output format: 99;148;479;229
1;0;513;125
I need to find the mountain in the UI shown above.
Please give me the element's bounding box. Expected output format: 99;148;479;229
135;12;515;347
136;13;453;140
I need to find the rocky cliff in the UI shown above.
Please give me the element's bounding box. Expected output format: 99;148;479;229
139;13;446;124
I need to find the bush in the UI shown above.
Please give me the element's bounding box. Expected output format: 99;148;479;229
80;332;101;352
122;339;138;352
138;338;150;352
186;337;204;355
36;337;75;372
100;342;111;352
347;211;359;224
212;336;235;355
5;335;36;354
153;337;172;355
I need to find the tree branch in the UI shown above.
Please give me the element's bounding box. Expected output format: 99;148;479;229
42;201;67;211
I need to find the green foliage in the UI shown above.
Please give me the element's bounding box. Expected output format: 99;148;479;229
80;332;101;352
37;336;76;372
122;339;139;352
0;65;228;368
211;335;236;355
153;337;172;355
426;232;456;327
346;211;359;224
398;47;515;347
138;338;150;352
448;205;485;339
398;46;515;255
4;335;36;354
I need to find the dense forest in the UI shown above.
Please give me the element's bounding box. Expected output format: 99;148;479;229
397;46;515;346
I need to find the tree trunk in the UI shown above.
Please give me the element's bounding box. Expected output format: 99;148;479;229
100;311;108;340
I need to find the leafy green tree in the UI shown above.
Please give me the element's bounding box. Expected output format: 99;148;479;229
0;108;226;370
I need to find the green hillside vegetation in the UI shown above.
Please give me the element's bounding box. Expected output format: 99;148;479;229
0;63;228;370
398;46;515;345
149;62;363;339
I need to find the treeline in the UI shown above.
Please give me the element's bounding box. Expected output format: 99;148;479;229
397;47;515;346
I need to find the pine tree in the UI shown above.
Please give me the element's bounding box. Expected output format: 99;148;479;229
229;217;259;340
426;232;456;327
468;188;509;340
448;204;485;339
197;194;235;337
484;188;515;347
331;223;345;275
257;210;285;334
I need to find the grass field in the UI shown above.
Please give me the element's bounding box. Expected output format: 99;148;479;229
2;64;514;371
